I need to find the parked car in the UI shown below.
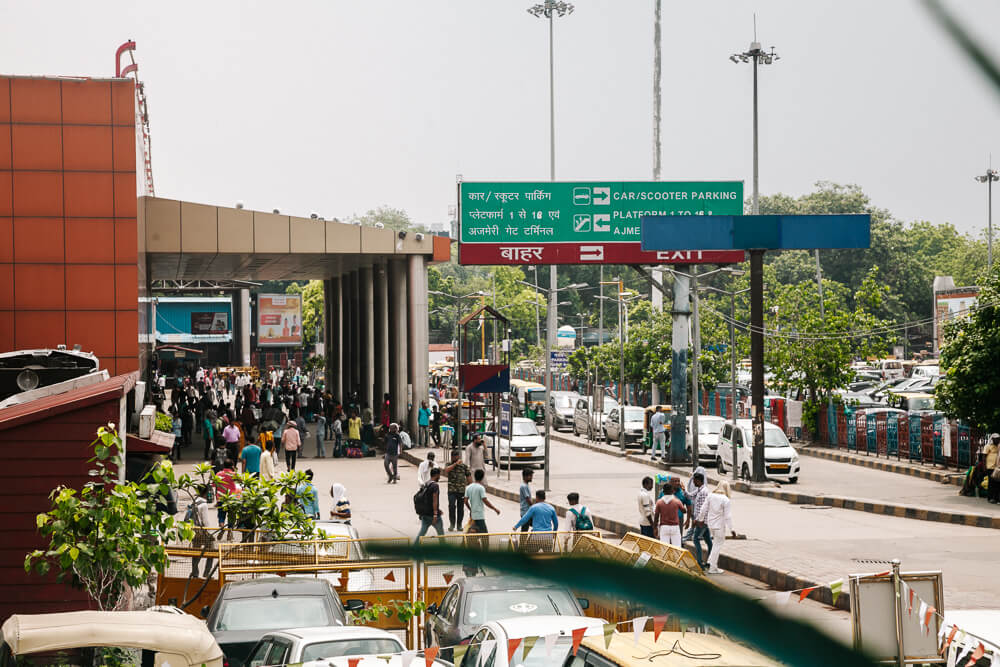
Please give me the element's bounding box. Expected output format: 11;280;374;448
604;406;645;445
889;392;938;415
459;616;604;667
716;419;800;483
549;390;580;431
572;395;619;438
713;383;750;402
875;359;906;380
912;363;940;379
565;631;782;667
316;656;450;667
687;415;726;465
488;417;545;467
424;576;588;651
246;627;405;667
204;577;363;667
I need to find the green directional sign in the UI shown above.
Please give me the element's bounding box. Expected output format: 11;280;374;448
460;181;743;244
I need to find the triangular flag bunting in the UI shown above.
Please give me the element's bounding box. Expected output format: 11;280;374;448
653;615;668;643
423;646;439;667
829;579;843;606
957;636;974;664
918;602;929;631
632;616;649;646
522;636;538;660
443;571;455;585
923;606;936;635
543;635;558;658
907;584;915;615
348;658;361;667
507;638;522;663
452;646;468;667
775;591;792;605
400;650;416;667
571;628;587;656
875;571;890;577
798;586;817;603
603;623;616;649
972;643;986;662
384;570;396;582
943;626;958;652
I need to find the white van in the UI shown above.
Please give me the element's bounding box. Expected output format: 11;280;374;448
716;419;800;483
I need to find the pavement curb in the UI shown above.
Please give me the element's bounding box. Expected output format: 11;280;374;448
480;476;851;611
796;446;965;486
549;434;1000;530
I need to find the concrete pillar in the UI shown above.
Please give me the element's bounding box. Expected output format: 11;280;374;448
374;261;390;423
340;273;352;401
360;265;375;412
325;278;340;395
350;270;361;395
408;255;429;434
239;289;251;367
389;259;409;425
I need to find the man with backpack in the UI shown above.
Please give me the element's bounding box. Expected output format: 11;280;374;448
415;467;445;538
562;492;594;550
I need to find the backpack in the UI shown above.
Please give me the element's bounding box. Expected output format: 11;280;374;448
413;483;435;517
570;506;593;531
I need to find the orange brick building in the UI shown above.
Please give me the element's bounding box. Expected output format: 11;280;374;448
0;75;144;375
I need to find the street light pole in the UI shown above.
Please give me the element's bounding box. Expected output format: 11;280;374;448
528;0;573;492
975;168;998;269
732;34;778;483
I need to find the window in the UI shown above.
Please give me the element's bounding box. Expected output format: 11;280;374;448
443;587;461;622
301;638;404;662
698;420;723;435
265;641;289;667
438;585;457;617
512;421;539;437
462;629;490;667
216;596;332;631
247;642;273;667
734;429;744;447
721;424;732;441
463;588;578;625
763;428;790;448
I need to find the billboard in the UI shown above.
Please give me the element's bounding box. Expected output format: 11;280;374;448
934;286;979;352
257;294;303;347
458;180;745;265
190;312;229;335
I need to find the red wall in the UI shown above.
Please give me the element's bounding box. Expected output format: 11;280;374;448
0;76;140;375
0;398;122;621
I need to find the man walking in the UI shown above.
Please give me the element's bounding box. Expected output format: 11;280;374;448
297;469;320;520
466;433;487;477
417;451;436;486
687;472;713;569
385;423;402;484
418;401;431;448
430;405;442;447
464;469;500;533
649;406;666;461
416;467;445;538
281;419;301;471
315;393;327;458
518;469;534;534
239;438;262;477
638;476;655;538
444;449;471;531
653;481;685;546
513;490;558;552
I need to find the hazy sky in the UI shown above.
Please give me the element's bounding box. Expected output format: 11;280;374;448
3;1;999;235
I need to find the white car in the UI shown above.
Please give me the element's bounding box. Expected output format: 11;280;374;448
604;406;645;446
459;616;605;667
716;418;800;483
489;418;545;467
315;657;450;667
247;626;405;667
571;396;620;438
686;415;726;465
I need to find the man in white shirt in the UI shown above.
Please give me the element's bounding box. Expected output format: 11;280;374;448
638;476;655;537
417;451;436;486
649;406;666;460
697;480;736;574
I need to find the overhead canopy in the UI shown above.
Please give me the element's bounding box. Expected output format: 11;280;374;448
2;611;223;666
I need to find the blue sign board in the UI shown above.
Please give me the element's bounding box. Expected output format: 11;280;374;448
640;214;871;251
499;402;512;438
550;350;569;370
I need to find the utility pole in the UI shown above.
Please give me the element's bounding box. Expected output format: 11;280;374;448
975;167;998;269
731;29;778;483
690;266;700;470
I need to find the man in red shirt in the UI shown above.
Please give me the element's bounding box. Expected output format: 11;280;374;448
653;483;685;547
214;458;239;527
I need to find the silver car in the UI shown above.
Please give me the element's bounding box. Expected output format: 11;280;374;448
549;391;580;431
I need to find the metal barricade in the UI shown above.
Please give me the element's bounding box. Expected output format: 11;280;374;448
866;412;877;455
846;412;856;451
887;413;899;457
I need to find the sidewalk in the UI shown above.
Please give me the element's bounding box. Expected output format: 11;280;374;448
473;438;1000;610
796;445;966;485
549;432;1000;528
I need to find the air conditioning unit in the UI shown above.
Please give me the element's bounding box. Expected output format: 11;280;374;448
139;405;156;439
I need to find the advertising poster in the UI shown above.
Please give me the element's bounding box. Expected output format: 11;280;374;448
190;312;229;335
258;294;303;347
934;287;979;352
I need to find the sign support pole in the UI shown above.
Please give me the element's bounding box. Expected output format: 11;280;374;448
669;271;690;463
750;249;766;482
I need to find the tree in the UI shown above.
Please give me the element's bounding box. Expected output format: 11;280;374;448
349;205;420;232
25;427;192;611
935;263;1000;432
286;280;324;345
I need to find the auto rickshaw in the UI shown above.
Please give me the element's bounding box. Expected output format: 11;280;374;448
642;404;672;453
